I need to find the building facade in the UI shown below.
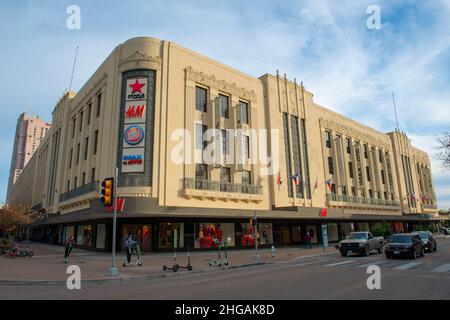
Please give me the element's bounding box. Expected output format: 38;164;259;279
7;37;444;251
6;113;51;201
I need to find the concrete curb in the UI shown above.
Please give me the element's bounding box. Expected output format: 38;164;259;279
0;261;267;287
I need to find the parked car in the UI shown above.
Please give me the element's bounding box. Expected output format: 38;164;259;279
338;231;384;257
385;233;424;259
440;227;449;236
412;231;437;253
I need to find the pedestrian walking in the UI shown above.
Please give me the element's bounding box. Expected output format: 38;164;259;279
63;235;75;264
304;232;312;250
123;234;137;267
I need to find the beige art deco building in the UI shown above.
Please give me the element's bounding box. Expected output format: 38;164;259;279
7;37;443;251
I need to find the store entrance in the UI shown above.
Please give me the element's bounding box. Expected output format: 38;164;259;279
280;226;292;246
121;224;152;252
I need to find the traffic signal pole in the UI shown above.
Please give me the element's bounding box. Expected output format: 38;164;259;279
108;167;119;277
254;210;260;261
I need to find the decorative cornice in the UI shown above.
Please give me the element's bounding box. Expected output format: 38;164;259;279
319;118;391;150
185;66;257;103
119;50;162;71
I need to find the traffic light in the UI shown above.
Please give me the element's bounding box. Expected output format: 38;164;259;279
101;177;114;207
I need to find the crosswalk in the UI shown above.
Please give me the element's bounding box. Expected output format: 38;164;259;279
290;255;450;274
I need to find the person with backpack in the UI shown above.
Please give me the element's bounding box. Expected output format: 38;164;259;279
64;235;75;263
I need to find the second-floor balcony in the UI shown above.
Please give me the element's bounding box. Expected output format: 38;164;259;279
59;180;100;203
180;178;264;203
326;193;400;210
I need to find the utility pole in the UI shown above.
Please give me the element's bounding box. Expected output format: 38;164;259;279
254;210;260;261
108;167;119;277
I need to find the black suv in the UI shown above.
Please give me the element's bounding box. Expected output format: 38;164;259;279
385;233;424;259
412;231;437;253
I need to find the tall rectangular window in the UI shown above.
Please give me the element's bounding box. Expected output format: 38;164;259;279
220;167;231;183
221;130;229;155
79;111;84;132
91;168;96;182
328;157;334;175
381;170;386;185
364;144;368;159
219;94;229;118
195;123;207;151
84;137;89;160
369;189;373;198
239;101;249;124
69;148;73;169
195;86;207;112
87;103;92;125
351;187;356;197
366;166;371;182
67;180;70;192
346;137;352;154
325;131;332;148
96;93;102;118
283;113;293;197
74;176;78;189
195;164;208;180
244;135;250;159
93;130;98;155
72;118;76;138
379;149;383;163
76;143;80;165
82;172;86;185
348;161;354;179
242;170;251;185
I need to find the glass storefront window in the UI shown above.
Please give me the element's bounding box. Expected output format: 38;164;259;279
65;226;75;241
292;225;303;242
96;224;106;249
195;223;235;249
159;223;184;249
240;223;256;247
340;223;355;239
258;223;273;245
327;223;339;242
306;225;318;244
121;224;152;252
356;223;370;232
76;225;92;247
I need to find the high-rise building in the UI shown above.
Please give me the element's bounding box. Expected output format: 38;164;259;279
6;113;51;200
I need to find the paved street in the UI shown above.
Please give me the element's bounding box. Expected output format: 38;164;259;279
1;237;449;299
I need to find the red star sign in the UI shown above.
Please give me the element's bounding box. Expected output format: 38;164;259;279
129;79;145;94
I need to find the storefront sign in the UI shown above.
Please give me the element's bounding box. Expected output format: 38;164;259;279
124;101;146;124
122;148;145;173
355;143;364;186
126;78;147;101
123;125;145;147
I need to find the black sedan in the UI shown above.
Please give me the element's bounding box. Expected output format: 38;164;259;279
412;231;437;253
385;233;424;259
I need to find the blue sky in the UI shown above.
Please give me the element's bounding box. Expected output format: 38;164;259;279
0;0;449;208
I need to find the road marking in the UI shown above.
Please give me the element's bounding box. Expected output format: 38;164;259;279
393;262;422;270
355;260;388;268
432;264;450;273
324;260;358;267
294;260;327;267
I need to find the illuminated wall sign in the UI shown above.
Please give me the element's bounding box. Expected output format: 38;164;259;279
124;101;146;124
122;148;145;173
124;125;145;147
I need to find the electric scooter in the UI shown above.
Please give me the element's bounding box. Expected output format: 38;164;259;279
123;243;143;267
208;242;229;267
163;249;179;272
177;247;193;271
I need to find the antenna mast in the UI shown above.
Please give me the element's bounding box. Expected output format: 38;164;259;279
68;46;79;92
392;92;400;131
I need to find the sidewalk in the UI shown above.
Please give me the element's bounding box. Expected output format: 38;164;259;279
0;242;335;285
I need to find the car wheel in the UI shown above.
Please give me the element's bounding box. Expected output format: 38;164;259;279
433;244;437;252
341;252;347;257
411;249;417;259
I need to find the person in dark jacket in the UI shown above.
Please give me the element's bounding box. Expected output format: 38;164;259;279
64;235;75;263
123;234;137;267
304;232;312;250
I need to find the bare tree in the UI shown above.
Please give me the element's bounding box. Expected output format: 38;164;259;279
436;131;450;169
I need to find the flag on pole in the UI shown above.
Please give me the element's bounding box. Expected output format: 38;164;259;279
291;174;300;186
325;179;333;191
276;171;282;189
